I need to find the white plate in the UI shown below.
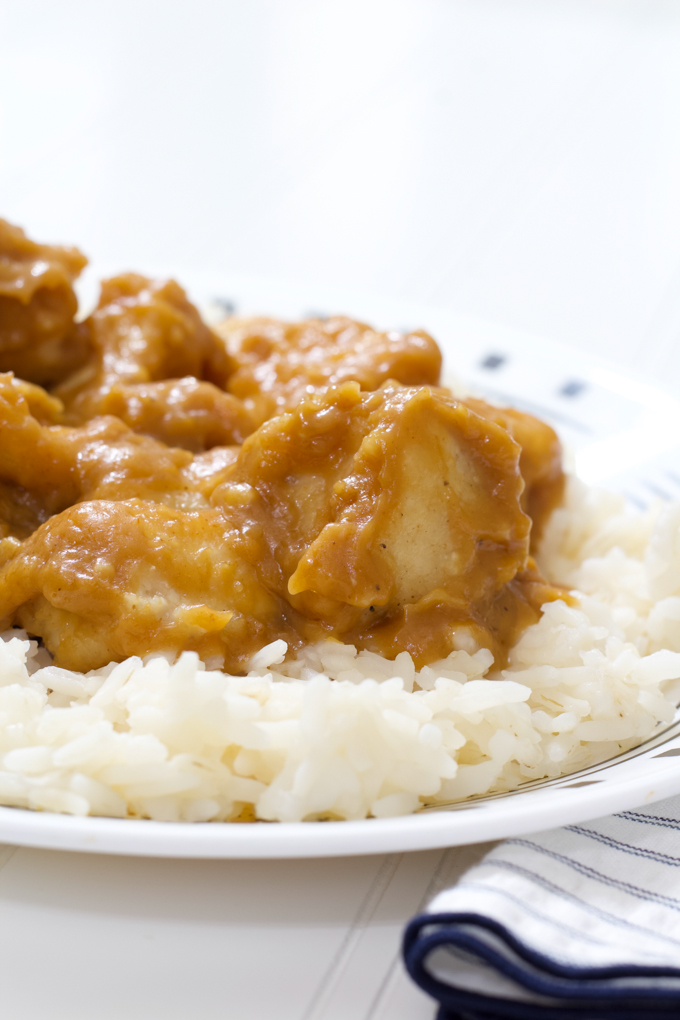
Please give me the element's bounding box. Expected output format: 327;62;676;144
2;274;680;858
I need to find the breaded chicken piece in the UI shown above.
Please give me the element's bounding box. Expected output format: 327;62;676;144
0;373;212;537
56;274;252;451
0;500;284;673
216;315;442;427
0;220;568;675
181;445;241;499
84;376;253;453
4;375;64;424
213;382;548;665
0;218;89;386
0;381;559;672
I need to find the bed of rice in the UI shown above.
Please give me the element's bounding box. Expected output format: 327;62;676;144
0;476;678;823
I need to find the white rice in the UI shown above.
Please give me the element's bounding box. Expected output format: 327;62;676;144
0;475;678;823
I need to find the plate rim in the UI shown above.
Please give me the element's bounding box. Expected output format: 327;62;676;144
6;276;680;858
1;750;679;857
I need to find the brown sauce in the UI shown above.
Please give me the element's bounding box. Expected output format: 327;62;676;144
0;218;567;674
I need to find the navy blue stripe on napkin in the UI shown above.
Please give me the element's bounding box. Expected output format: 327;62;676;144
403;912;680;1019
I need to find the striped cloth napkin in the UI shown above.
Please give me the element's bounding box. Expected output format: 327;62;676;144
403;798;680;1018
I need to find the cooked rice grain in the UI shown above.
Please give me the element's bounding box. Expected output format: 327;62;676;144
0;476;678;822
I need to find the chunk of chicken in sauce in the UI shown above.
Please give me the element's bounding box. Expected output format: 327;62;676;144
55;274;253;451
0;219;570;675
0;372;216;548
462;397;564;543
0;218;89;386
53;287;443;455
216;313;561;540
217;382;564;665
0;379;564;673
217;315;443;428
0;500;285;673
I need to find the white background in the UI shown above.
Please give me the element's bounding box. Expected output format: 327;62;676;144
2;1;680;1016
4;0;680;392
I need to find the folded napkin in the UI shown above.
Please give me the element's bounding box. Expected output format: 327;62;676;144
404;798;680;1019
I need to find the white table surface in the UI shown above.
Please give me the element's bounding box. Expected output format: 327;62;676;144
2;1;680;1016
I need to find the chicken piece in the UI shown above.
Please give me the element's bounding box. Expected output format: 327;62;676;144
0;379;65;541
182;446;241;499
217;315;442;428
5;376;64;424
0;218;89;386
0;379;562;673
0;507;23;568
56;274;250;450
463;397;564;542
0;372;205;536
80;377;253;453
72;273;234;388
0;500;286;673
214;382;544;665
216;315;562;540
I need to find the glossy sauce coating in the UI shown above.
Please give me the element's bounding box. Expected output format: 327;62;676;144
0;221;567;675
55;274;250;451
216;315;443;427
462;397;565;544
216;382;564;667
0;219;88;386
0;500;283;673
